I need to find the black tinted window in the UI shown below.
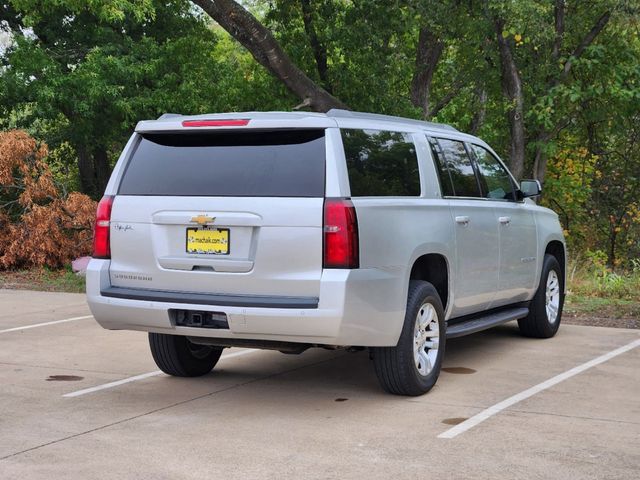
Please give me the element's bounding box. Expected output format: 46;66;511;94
437;138;481;197
428;137;454;196
342;129;420;197
471;145;516;200
118;130;325;197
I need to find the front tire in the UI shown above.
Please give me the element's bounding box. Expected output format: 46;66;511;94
149;333;223;377
518;254;564;338
372;280;446;396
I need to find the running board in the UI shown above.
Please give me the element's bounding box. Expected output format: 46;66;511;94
446;307;529;339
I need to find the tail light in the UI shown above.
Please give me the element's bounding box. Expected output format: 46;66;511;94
323;198;359;269
93;196;114;259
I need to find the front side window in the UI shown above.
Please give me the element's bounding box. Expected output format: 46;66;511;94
436;138;481;198
471;145;517;201
342;129;420;197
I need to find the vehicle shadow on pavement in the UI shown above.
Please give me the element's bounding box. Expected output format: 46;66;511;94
148;323;534;400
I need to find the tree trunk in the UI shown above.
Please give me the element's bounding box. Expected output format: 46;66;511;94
533;148;547;183
554;11;611;87
192;0;347;112
494;18;525;179
607;228;617;269
551;0;565;64
77;145;96;196
93;148;111;196
410;27;444;119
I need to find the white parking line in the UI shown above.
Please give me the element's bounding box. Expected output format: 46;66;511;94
438;337;640;439
63;370;164;398
63;349;258;398
0;315;93;334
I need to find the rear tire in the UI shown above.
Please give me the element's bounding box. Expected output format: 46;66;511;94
149;333;223;377
518;254;564;338
372;280;446;396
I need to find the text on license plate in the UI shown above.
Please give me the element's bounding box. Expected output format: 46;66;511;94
186;228;229;255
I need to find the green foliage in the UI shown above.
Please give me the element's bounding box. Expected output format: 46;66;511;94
541;143;595;250
46;142;81;193
9;0;154;23
211;33;295;111
1;0;292;195
3;1;221;133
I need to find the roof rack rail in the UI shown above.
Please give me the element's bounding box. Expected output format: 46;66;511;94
157;113;183;120
326;109;458;132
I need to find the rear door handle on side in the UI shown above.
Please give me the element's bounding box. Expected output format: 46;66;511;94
455;216;470;226
498;216;511;225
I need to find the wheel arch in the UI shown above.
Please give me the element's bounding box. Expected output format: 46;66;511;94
408;252;451;317
545;240;567;293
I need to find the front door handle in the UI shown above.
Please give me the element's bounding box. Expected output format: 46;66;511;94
499;216;511;225
455;216;470;226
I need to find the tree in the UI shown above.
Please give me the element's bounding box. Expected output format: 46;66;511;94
1;1;234;196
409;1;484;122
0;130;95;269
192;0;347;111
485;0;614;180
575;21;640;267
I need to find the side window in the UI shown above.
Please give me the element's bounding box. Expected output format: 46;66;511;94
471;145;517;201
437;138;481;198
428;137;454;196
342;129;420;196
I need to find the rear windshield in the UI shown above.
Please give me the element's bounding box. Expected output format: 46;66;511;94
118;129;326;197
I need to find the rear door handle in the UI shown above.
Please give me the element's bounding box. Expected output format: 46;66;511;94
455;216;470;226
499;216;511;225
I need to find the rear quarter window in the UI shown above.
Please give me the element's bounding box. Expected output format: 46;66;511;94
118;129;326;197
341;129;420;197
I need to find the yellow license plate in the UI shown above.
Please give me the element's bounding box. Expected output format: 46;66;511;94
186;228;230;255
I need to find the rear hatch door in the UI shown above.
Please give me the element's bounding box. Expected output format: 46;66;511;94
108;127;327;299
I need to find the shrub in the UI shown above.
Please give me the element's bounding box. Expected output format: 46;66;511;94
0;130;96;269
569;251;640;301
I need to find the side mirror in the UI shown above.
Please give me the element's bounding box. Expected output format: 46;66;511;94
520;179;542;198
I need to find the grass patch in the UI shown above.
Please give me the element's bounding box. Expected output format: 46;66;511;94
565;294;639;318
565;256;640;321
0;266;85;293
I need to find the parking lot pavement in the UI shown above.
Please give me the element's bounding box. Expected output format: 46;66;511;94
0;289;638;479
0;290;91;329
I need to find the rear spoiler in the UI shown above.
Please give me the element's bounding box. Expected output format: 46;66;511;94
136;112;336;133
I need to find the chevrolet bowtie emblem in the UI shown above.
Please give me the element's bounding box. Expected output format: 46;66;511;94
190;214;215;225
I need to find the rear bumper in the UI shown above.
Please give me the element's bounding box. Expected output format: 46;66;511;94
86;259;406;347
101;286;319;309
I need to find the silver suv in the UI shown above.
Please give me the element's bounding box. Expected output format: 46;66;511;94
86;110;566;396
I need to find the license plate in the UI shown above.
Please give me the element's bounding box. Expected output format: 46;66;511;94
186;227;230;255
